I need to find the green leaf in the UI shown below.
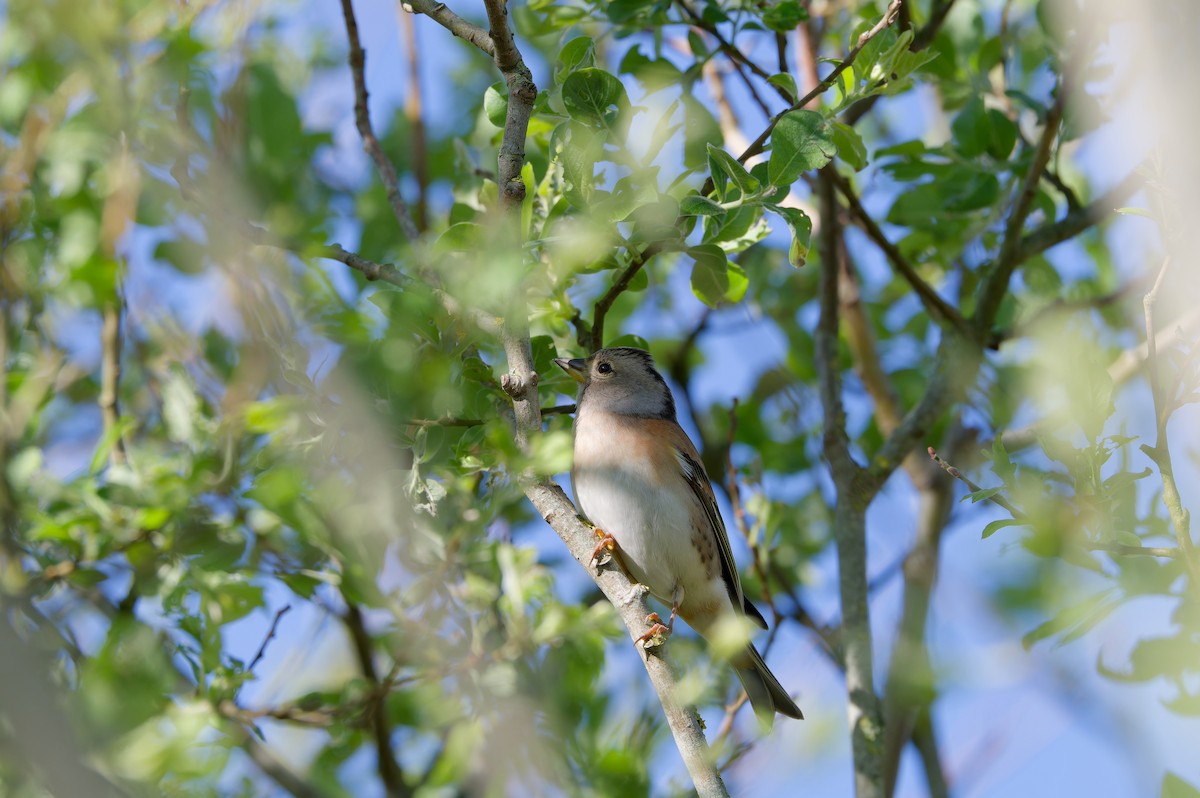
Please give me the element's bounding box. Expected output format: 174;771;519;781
768;110;836;187
434;222;485;253
762;0;807;32
680;195;724;216
706;144;760;199
1116;207;1153;218
986;108;1018;158
483;81;508;128
766;204;813;266
951;97;990;158
561;68;629;131
767;73;797;103
555;36;595;82
90;417;136;472
689;244;746;306
1163;773;1200;798
830;121;867;170
981;518;1022;539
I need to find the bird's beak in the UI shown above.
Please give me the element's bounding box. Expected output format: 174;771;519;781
554;357;589;384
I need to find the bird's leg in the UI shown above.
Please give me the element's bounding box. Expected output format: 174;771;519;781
636;586;683;651
589;526;617;568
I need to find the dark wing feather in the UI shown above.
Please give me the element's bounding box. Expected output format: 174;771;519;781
674;446;768;630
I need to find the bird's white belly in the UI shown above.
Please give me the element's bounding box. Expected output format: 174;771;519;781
573;463;704;604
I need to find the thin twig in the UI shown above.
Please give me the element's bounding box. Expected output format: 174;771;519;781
247;605;292;674
586;242;666;352
927;446;1023;518
1140;258;1200;582
676;0;785;111
340;0;422;242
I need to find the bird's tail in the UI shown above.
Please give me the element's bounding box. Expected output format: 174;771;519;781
733;643;803;727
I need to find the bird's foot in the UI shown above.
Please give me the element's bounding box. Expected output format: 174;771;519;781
589;527;617;569
636;612;672;651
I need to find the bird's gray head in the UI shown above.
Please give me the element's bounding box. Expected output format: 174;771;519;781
553;347;676;420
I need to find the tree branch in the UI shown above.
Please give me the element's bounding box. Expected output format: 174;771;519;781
676;0;788;109
830;169;972;339
521;482;730;797
483;0;535;207
343;602;412;798
1011;165;1143;266
340;0;422;242
399;8;429;231
1140;258;1200;583
404;0;495;59
816;167;884;798
974;80;1067;332
842;0;959;126
585;243;665;352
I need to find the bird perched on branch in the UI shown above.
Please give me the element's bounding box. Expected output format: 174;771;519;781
555;347;802;725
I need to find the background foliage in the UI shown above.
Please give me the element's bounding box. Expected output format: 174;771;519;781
2;0;1198;796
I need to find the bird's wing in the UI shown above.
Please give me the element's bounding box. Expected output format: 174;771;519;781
657;422;767;629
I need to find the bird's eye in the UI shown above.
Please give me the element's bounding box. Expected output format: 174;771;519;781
597;362;612;375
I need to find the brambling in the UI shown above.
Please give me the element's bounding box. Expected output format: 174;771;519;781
554;347;803;725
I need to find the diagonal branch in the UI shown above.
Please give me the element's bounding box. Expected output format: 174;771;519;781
1140;259;1200;584
340;0;422;242
830;169;972;339
404;0;495;58
842;0;959;126
1012;165;1143;264
733;0;901;166
585;242;666;352
675;0;787;110
974;80;1067;332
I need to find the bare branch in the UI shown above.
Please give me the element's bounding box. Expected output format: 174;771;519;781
403;0;495;58
521;481;731;798
247;605;291;675
816;167;884;798
483;0;536;207
340;0;422;242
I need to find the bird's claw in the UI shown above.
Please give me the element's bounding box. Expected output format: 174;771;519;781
589;527;616;569
636;612;671;651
